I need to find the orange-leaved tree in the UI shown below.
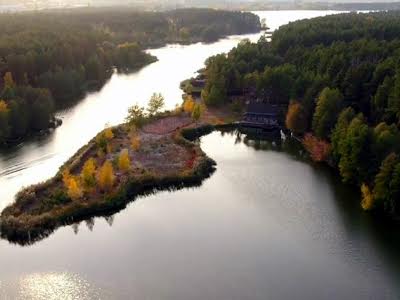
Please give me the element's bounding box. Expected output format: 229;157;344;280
0;100;8;112
62;169;83;200
285;101;307;135
183;95;195;113
66;177;83;200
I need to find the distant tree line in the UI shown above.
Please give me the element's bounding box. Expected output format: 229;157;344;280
201;11;400;216
174;0;400;12
0;7;260;145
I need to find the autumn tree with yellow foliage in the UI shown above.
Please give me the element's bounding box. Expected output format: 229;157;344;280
104;127;114;140
62;169;83;200
0;100;8;112
66;177;83;200
361;183;374;211
96;127;114;153
98;160;115;192
0;100;10;143
131;135;141;151
81;158;97;189
192;103;202;122
62;169;71;187
105;127;114;154
183;96;195;113
118;149;131;172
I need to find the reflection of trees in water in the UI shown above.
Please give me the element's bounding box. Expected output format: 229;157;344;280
314;157;400;285
6;166;215;246
236;127;400;284
234;132;242;145
105;215;114;227
70;215;113;236
72;223;79;235
2;129;312;246
232;127;308;160
85;218;95;231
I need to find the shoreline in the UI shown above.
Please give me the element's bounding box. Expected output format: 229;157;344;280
0;118;229;245
0;27;263;151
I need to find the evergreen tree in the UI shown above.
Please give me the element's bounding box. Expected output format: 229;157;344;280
331;107;355;163
338;116;372;184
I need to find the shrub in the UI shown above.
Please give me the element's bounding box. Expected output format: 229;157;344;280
302;133;331;162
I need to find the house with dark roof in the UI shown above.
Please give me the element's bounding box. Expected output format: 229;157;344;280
240;102;281;130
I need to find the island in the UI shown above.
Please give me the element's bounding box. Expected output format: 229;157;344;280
0;93;242;244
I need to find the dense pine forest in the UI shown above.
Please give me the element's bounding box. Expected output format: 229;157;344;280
0;8;260;145
201;11;400;216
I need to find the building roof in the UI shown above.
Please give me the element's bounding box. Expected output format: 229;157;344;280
245;102;280;116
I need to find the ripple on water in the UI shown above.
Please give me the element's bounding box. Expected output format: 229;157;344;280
11;272;103;300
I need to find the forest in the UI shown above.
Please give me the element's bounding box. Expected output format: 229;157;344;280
0;7;260;145
201;11;400;216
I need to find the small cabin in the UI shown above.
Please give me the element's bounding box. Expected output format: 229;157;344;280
241;102;280;130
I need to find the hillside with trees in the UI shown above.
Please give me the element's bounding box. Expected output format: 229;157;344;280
200;11;400;216
0;7;260;146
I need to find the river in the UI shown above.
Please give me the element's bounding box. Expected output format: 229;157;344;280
1;10;399;299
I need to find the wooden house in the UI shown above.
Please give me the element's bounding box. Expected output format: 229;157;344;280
240;102;280;130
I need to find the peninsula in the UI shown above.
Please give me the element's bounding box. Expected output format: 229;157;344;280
0;94;240;244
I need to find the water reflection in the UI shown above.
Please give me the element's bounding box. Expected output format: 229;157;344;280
1;128;287;246
72;216;115;236
2;165;216;246
0;130;399;298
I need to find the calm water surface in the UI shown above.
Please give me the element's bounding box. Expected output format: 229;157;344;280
1;10;398;299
